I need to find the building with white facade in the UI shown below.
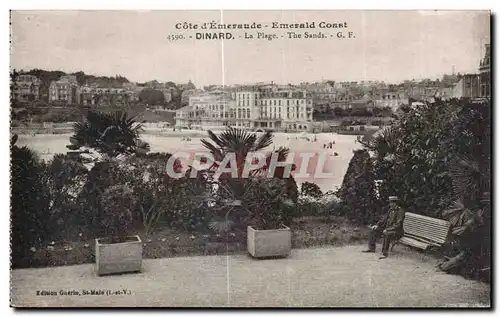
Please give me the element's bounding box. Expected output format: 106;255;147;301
373;90;409;110
49;75;79;104
452;74;481;99
175;84;314;131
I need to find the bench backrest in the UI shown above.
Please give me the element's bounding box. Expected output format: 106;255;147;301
403;212;450;245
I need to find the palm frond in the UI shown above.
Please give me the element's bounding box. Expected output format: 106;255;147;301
208;220;235;234
449;156;480;201
205;130;225;148
252;130;273;151
201;139;224;162
10;134;18;147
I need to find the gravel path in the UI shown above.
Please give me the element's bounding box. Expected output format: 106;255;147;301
10;245;490;307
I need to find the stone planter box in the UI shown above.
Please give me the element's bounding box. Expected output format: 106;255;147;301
95;235;142;276
247;225;291;258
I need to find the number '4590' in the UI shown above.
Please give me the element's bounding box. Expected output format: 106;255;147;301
167;34;185;41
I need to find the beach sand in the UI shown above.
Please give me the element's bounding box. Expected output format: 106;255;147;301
14;129;364;192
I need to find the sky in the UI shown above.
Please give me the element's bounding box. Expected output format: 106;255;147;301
10;10;491;87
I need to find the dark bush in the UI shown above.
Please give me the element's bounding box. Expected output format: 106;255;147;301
10;138;50;268
301;181;323;198
338;149;381;225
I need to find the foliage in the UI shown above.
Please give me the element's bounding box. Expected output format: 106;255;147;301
362;98;490;216
74;160;130;237
201;127;295;195
244;178;297;230
359;98;491;278
126;153;210;233
296;191;342;218
301;181;323;198
338;149;380;225
10;134;50;267
201;127;274;176
100;184;137;241
200;127;299;231
42;154;89;239
139;88;166;106
67;110;149;158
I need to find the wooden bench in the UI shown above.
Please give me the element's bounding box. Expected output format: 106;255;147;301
390;212;451;251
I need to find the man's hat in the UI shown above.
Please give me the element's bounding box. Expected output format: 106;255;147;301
389;196;398;201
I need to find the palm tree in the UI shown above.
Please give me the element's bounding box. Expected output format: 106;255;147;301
359;125;399;162
439;156;490;275
200;127;297;233
67;110;150;158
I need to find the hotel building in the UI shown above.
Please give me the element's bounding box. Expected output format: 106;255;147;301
175;84;314;131
49;75;79;104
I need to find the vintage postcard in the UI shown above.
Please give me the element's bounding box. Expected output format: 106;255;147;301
9;10;491;307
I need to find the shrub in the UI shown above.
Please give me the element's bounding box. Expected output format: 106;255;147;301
100;184;136;242
10;138;50;268
296;191;342;218
76;160;130;237
126;153;210;232
338;149;380;224
301;181;323;198
245;178;297;229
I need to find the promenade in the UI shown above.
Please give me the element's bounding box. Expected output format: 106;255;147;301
10;245;490;307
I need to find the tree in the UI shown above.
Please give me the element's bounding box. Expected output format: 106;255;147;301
333;107;345;117
338;149;380;224
201;127;277;179
67;110;150;158
139;88;165;106
358;98;491;279
42;154;89;240
200;127;298;231
10;134;50;267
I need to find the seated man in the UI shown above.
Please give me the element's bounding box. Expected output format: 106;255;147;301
362;196;405;259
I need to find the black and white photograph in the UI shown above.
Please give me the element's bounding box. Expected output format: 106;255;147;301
8;9;491;307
